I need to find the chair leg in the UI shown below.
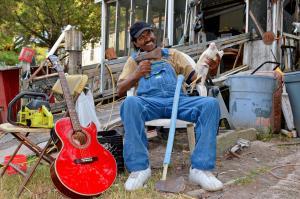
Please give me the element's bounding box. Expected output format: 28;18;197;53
0;132;29;177
187;123;195;154
17;138;53;197
12;133;54;163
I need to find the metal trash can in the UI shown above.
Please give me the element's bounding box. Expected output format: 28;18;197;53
225;75;276;132
284;71;300;136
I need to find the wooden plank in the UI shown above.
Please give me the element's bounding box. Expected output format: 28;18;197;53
82;63;98;71
0;123;51;134
176;33;252;61
249;10;264;37
32;73;58;81
212;65;249;86
50;101;66;113
283;32;300;40
282;86;295;130
175;33;251;51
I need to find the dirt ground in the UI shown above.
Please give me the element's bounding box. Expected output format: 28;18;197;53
2;129;300;199
148;130;300;199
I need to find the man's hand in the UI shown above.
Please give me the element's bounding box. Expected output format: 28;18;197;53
134;60;151;79
204;54;221;70
117;60;151;97
204;54;221;76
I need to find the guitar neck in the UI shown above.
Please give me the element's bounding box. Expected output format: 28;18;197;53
57;71;81;132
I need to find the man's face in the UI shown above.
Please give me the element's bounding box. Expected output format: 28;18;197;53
134;30;156;52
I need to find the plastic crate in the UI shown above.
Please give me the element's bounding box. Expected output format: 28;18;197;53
97;130;124;172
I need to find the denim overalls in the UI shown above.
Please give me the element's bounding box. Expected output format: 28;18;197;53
120;48;220;172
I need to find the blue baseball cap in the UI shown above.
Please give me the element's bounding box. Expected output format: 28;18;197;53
130;21;153;39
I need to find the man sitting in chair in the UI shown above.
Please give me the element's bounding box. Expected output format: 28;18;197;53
117;21;223;192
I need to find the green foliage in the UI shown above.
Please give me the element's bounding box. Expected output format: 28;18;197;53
257;132;273;142
0;0;101;48
0;50;19;66
34;46;47;64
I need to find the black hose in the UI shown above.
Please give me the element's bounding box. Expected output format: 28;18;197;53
251;61;281;75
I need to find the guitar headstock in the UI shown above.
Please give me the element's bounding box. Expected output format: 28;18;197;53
48;55;63;72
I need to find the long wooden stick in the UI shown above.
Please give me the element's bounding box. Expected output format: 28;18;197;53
232;44;243;69
249;10;264;37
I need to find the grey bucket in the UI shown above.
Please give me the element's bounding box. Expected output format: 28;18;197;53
284;71;300;136
225;75;276;132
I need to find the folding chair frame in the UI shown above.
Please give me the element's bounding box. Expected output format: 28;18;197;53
0;126;54;197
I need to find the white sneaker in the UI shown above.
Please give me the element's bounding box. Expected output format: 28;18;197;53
124;167;151;191
189;167;223;191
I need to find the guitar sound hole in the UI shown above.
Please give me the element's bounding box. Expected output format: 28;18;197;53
72;131;88;146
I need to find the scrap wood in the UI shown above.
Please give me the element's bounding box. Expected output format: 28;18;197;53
280;129;297;138
229;151;241;159
283;32;300;40
31;73;58;81
232;44;243;69
225;151;241;159
212;65;249;86
249;10;264;37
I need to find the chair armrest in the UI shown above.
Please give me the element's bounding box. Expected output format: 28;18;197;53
127;87;136;96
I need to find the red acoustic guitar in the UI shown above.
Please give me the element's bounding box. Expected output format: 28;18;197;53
48;55;117;198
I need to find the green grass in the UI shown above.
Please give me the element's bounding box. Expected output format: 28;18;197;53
256;132;274;142
0;164;63;199
233;166;270;186
0;163;186;199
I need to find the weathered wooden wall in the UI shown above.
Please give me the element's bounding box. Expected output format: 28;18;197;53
243;40;275;70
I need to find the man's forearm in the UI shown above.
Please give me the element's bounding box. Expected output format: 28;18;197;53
117;74;140;97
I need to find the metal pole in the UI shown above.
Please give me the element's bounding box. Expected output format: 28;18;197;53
267;0;272;31
183;0;188;40
245;0;249;33
47;25;71;58
189;2;194;44
115;0;120;53
146;0;150;23
272;1;278;62
167;0;174;46
100;1;107;94
163;0;168;47
128;0;134;54
279;0;284;66
125;7;129;55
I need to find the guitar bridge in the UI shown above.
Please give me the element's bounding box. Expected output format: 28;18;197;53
74;157;98;164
